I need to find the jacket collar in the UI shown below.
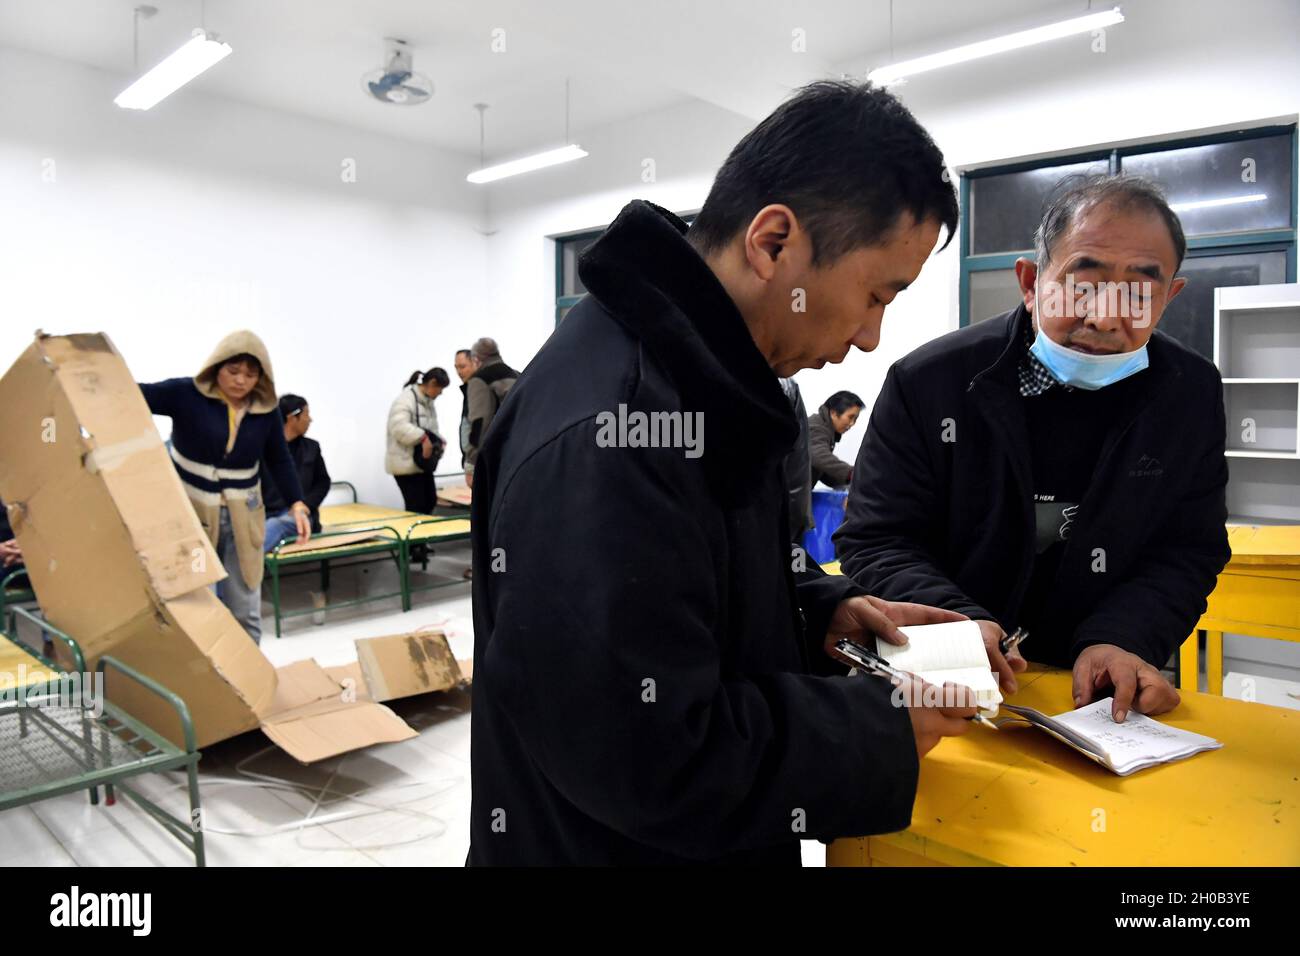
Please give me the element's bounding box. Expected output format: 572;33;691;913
578;200;796;472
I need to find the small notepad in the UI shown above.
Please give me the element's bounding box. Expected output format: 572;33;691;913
875;620;1002;718
1002;698;1223;775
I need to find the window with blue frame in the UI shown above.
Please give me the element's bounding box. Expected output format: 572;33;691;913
959;126;1297;362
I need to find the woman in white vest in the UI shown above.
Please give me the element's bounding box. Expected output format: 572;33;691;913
386;367;449;514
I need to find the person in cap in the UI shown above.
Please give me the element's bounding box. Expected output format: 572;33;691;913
262;393;331;551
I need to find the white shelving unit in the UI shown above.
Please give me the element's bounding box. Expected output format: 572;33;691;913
1214;283;1300;525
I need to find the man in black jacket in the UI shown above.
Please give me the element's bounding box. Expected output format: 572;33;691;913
469;81;980;866
837;174;1230;724
263;394;331;547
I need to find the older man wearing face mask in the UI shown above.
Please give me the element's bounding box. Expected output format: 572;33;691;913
837;174;1231;723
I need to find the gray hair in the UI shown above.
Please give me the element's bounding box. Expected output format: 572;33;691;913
471;337;501;362
1034;173;1186;272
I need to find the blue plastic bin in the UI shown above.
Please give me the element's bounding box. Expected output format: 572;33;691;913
802;489;849;564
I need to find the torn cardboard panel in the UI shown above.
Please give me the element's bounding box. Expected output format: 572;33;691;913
356;630;467;703
323;662;371;702
0;334;223;605
271;529;386;555
0;332;424;763
261;658;415;763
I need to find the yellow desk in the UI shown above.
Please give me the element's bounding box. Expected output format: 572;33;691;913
1183;525;1300;695
828;665;1300;867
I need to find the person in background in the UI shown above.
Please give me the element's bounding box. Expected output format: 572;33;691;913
386;367;449;514
0;498;24;579
463;337;519;488
779;377;812;542
140;331;309;644
454;348;475;470
263;394;331;552
808;390;865;489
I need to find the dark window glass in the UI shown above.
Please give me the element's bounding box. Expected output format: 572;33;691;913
970;159;1109;254
1157;250;1288;360
560;234;603;296
967;268;1024;324
1122;135;1293;238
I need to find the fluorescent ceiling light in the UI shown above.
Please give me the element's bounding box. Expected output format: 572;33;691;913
1169;193;1268;213
115;31;232;110
467;144;588;184
868;7;1125;85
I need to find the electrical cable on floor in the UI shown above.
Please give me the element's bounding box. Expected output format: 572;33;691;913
147;743;464;852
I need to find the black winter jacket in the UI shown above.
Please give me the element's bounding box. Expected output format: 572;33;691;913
467;201;919;865
836;306;1230;669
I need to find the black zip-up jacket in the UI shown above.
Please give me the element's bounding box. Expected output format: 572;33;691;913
467;201;919;865
835;306;1230;669
263;435;330;533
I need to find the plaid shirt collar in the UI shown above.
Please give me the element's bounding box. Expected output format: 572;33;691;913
1017;314;1071;397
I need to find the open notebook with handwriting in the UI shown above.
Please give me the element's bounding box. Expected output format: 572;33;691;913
865;620;1222;775
999;699;1222;775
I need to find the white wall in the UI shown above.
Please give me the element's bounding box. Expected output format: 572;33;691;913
2;0;1297;498
482;0;1300;468
479;98;756;365
0;45;488;507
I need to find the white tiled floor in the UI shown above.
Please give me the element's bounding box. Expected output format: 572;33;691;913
3;550;827;866
2;560;476;867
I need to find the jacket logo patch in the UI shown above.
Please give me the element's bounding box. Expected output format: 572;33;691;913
1129;454;1164;479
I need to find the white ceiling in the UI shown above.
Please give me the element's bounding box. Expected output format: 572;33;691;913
0;0;1075;159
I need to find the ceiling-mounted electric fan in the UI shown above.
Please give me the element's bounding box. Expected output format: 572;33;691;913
361;38;432;105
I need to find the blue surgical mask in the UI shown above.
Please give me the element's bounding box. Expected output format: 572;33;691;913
1029;283;1148;391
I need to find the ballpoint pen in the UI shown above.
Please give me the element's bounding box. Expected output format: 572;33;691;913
1000;627;1029;656
831;638;999;730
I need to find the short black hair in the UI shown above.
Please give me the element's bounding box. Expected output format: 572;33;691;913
279;393;307;418
455;349;472;359
688;80;957;265
823;390;865;415
1036;173;1186;272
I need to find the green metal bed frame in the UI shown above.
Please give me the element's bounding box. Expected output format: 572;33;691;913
1;606;206;866
262;480;473;638
0;567;35;624
403;516;474;602
264;525;406;638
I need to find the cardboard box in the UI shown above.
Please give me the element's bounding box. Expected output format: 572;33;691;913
0;332;422;762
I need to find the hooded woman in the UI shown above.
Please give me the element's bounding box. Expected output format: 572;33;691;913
139;330;310;643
